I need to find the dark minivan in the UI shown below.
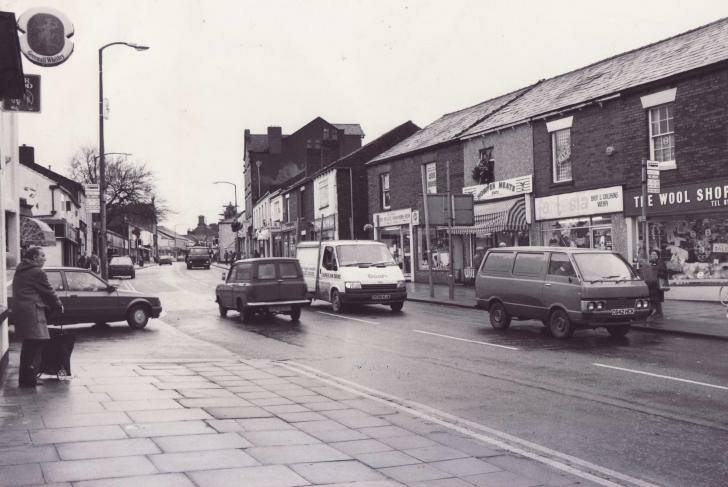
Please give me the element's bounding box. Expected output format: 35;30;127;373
475;247;651;338
215;258;309;323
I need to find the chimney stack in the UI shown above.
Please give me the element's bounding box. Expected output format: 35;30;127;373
19;144;34;165
268;126;282;154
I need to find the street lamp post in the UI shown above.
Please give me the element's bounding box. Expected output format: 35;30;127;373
255;160;262;200
99;41;149;279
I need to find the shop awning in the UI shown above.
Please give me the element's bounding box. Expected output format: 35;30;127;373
20;217;56;246
450;197;528;236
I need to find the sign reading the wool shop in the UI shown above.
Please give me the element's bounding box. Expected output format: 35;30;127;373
463;175;532;202
624;179;728;216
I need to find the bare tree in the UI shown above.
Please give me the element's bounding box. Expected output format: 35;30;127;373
66;146;172;226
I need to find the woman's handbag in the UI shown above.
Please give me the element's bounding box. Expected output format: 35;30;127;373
658;278;671;291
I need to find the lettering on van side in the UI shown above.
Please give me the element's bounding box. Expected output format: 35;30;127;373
320;272;341;279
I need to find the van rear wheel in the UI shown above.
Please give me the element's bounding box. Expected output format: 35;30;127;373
489;302;511;329
549;309;574;339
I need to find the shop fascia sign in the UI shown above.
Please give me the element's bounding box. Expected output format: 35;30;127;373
463;175;532;202
535;186;623;221
313;214;336;230
374;208;413;228
624;179;728;216
17;7;75;67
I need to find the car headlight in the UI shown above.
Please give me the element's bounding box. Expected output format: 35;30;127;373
587;302;595;311
396;280;406;289
345;281;362;289
596;301;604;311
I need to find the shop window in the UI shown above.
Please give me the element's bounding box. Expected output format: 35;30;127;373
381;173;391;210
552;128;572;183
648;103;675;168
417;227;449;270
543;216;612;250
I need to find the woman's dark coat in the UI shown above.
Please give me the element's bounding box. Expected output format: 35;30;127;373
11;260;62;340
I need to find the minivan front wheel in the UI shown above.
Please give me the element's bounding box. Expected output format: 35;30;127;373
549;309;574;339
489;302;511;329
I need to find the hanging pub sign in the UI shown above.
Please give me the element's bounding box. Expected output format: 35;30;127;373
17;7;74;67
624;178;728;216
2;74;40;112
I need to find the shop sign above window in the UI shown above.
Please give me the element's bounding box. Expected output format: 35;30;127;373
624;178;728;217
463;175;533;202
535;186;623;221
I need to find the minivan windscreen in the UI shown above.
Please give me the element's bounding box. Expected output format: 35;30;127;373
573;253;636;282
336;245;396;267
190;248;208;255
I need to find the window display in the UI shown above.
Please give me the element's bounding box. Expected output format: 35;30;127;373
646;218;728;283
418;227;449;270
542;216;612;250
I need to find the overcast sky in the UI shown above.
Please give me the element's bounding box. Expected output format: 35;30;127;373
6;0;728;232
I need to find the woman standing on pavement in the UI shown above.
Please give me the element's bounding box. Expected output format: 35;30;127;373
12;246;64;387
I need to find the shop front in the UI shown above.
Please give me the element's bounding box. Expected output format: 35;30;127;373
373;208;417;280
312;214;336;241
255;227;271;256
624;178;728;300
534;185;627;255
272;221;298;257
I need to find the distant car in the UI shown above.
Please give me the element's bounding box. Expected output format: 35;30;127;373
186;247;211;269
109;256;135;279
8;267;162;329
215;258;309;323
158;255;173;265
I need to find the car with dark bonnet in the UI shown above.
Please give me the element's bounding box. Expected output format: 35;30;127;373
475;247;651;338
186;246;211;269
109;255;135;279
158;255;173;265
8;267;162;329
216;258;309;323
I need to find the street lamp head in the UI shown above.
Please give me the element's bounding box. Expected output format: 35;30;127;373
256;160;262;168
131;44;150;51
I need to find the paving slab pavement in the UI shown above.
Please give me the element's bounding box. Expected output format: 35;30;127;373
0;351;605;486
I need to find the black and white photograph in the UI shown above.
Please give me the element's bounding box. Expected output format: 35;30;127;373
1;1;728;486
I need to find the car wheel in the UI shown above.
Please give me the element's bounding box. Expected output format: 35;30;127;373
549;309;574;339
290;305;301;322
489;301;511;329
606;325;630;338
218;300;227;318
331;290;344;313
390;302;404;312
127;304;149;329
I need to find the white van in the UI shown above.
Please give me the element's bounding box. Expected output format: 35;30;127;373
296;240;407;313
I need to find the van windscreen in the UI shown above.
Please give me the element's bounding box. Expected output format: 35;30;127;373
573;253;636;282
336;244;395;267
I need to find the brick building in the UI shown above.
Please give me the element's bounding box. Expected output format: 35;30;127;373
366;91;525;283
242;117;364;255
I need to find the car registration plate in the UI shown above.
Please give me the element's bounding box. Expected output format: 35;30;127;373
372;294;390;300
269;305;291;313
610;308;635;316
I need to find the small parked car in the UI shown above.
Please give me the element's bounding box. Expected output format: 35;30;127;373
158;255;173;265
8;267;162;329
215;258;309;322
109;256;135;279
475;247;651;338
187;247;211;269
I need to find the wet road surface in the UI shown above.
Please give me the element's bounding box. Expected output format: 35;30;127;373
99;263;728;486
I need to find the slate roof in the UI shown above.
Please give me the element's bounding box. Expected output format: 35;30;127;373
462;16;728;137
333;123;365;137
368;87;530;163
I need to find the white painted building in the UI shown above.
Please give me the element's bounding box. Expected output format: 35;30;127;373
313;170;338;240
253;194;271;256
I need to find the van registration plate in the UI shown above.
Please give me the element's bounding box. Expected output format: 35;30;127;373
610;308;635;316
372;294;391;300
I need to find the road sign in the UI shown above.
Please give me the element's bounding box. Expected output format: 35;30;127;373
2;74;40;112
647;178;660;194
646;160;661;170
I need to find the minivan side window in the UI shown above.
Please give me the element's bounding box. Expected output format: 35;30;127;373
482;252;515;273
513;253;546;276
230;263;252;282
548;253;576;277
279;262;300;279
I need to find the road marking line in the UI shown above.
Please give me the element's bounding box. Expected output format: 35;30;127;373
413;329;519;351
278;361;656;487
317;311;379;325
594;363;728;391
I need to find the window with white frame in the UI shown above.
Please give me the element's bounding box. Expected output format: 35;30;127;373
648;103;675;165
318;179;329;209
381;172;391;210
552;128;572;183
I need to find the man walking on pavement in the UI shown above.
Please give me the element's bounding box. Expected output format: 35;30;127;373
11;246;64;387
89;253;100;273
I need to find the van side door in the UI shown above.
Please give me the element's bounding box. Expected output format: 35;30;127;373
543;252;581;314
510;252;547;319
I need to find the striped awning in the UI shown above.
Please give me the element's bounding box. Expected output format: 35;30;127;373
20;216;56;246
450;197;528;235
